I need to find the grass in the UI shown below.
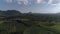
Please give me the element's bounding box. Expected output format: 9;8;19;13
23;26;57;34
50;24;60;33
0;20;60;34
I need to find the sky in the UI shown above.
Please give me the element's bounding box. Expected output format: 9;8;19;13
0;0;60;13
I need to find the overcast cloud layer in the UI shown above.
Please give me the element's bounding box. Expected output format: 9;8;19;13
5;0;60;5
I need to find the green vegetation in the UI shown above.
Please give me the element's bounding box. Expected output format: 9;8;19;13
0;10;60;34
23;26;57;34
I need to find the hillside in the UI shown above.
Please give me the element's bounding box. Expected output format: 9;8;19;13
0;10;60;34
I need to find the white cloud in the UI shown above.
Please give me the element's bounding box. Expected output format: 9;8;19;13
36;0;47;4
48;0;53;4
5;0;46;4
37;0;43;3
5;0;28;4
48;0;60;5
16;0;28;5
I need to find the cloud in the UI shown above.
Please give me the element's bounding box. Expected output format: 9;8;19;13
5;0;12;3
16;0;28;5
5;0;47;4
48;0;60;5
4;0;60;5
37;0;43;3
5;0;28;4
5;0;45;4
48;0;52;4
37;0;60;5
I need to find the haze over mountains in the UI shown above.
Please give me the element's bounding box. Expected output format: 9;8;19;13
0;10;60;15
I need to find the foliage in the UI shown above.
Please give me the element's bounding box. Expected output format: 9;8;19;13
23;26;57;34
0;10;60;34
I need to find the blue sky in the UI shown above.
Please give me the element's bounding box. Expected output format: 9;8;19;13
0;0;60;13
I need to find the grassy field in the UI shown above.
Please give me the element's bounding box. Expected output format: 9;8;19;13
0;20;60;34
0;17;60;34
49;22;60;33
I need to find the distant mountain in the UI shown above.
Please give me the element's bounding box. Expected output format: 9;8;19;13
0;10;21;17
